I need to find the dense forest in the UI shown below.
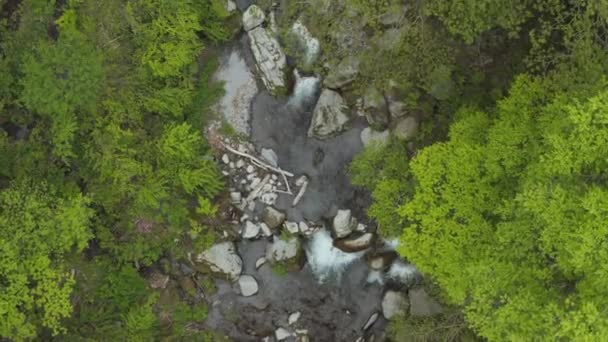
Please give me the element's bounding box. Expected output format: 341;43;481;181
1;0;608;341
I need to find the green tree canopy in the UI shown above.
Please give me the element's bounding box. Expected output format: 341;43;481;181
399;74;608;340
0;180;92;339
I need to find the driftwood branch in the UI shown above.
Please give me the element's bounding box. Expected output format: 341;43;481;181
222;143;294;177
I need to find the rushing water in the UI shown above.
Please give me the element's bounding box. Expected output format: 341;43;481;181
305;229;365;283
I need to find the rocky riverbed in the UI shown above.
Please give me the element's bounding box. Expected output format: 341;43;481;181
190;2;441;341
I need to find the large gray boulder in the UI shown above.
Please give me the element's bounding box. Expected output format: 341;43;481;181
360;127;389;147
238;275;259;297
363;87;390;129
248;27;287;94
392;116;418;141
409;288;443;316
308;89;350;139
382;290;409;319
332;209;356;238
195;242;243;280
242;5;265;31
324;56;360;89
266;237;301;262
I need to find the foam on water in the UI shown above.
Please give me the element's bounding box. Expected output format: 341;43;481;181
387;260;417;285
305;229;365;283
288;69;320;108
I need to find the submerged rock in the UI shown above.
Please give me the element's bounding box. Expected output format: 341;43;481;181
288;311;302;325
308;89;350;139
334;233;374;253
332;209;356;238
409;288;443;316
261;147;278;167
368;251;399;270
248;27;287;94
275;327;292;340
363;312;379;330
382;290;408;319
392;116;418;141
195;242;243;280
324;56;360;89
360;127;389;147
255;257;267;269
238;275;259;297
242;5;265;31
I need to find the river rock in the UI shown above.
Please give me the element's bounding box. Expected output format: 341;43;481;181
260;222;273;237
288;311;302;325
284;221;300;234
334;233;374;253
324;56;360;89
275;327;292;340
363;87;390;129
242;221;260;239
263;207;286;229
261;148;278;167
392;116;418;141
360;127;389;147
308;89;350;139
290;20;320;68
224;0;237;13
332;209;356;238
248;27;287;94
266;237;300;262
368;251;399;270
409;288;443;316
363;312;379;330
195;242;243;280
255;257;267;269
382;290;408;319
238;275;259;297
230;191;242;204
242;5;265;31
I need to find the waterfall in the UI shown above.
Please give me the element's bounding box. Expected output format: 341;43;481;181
288;69;320;108
305;229;365;283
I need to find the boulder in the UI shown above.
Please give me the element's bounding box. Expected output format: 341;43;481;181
275;327;292;340
248;27;287;94
409;288;443;316
224;0;237;13
360;127;389;147
260;222;273;237
195;242;243;280
263;207;285;229
290;20;320;68
324;56;360;89
363;87;390;129
242;5;265;31
332;209;356;238
266;237;300;262
261;148;278;167
308;89;350;139
238;275;259;297
334;233;374;253
392;116;418;141
382;290;409;319
368;251;399;270
284;221;300;235
242;221;260;239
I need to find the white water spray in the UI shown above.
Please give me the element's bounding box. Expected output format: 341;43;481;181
288;69;320;108
305;229;365;283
